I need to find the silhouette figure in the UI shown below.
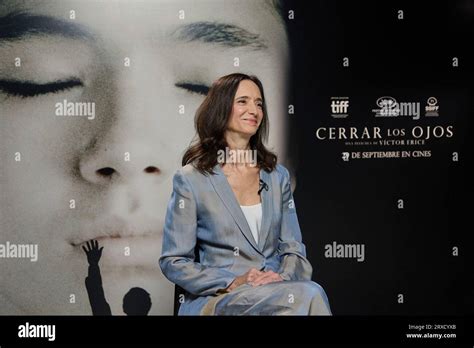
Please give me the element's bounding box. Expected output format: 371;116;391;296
83;240;152;315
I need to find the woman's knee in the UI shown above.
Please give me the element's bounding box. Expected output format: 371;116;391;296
297;281;328;299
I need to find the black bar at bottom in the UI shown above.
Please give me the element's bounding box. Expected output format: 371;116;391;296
0;316;471;345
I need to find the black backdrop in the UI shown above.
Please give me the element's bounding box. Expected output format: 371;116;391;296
286;0;472;315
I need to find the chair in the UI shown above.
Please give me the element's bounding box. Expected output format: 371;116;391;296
173;284;186;315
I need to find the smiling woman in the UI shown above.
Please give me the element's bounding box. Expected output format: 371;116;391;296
160;73;332;316
0;0;290;315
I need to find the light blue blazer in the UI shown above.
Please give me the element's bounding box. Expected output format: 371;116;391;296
159;163;314;314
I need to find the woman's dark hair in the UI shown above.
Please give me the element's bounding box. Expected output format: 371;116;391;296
182;73;277;175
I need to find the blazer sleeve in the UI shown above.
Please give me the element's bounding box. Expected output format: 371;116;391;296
159;169;236;296
277;165;314;281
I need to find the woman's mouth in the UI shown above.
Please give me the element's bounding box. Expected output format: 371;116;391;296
242;118;257;126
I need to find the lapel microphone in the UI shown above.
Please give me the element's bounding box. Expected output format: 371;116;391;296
258;179;269;195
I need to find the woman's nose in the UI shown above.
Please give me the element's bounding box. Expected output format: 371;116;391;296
247;102;258;115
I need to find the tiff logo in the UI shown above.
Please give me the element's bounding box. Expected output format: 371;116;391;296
331;97;349;118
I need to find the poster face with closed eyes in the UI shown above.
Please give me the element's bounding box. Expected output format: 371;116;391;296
0;0;290;315
1;0;471;318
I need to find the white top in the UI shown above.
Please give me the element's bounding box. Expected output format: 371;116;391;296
239;202;263;244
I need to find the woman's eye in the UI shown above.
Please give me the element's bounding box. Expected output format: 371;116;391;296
0;78;83;98
175;82;209;96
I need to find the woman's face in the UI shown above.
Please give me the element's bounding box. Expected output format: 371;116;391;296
0;0;288;314
227;80;264;138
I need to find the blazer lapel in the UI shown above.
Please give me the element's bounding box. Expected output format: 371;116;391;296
209;164;263;254
257;168;273;251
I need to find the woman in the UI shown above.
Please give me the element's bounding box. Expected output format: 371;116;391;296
159;73;332;315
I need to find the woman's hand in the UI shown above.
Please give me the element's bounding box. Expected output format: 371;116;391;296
225;268;284;292
250;270;283;286
226;268;263;292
